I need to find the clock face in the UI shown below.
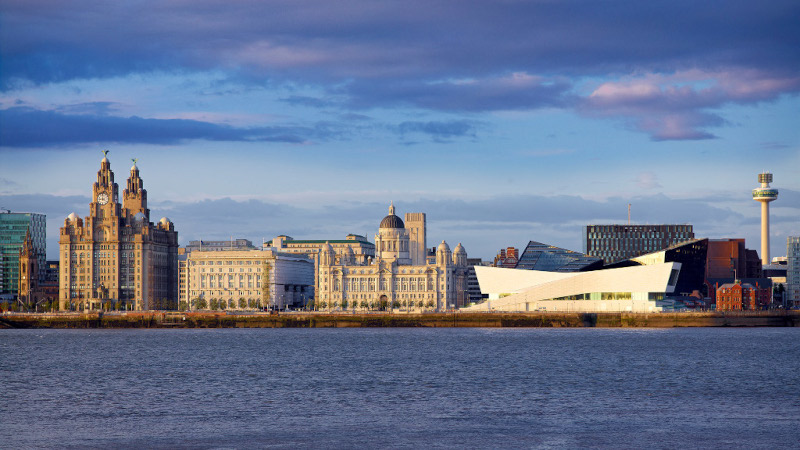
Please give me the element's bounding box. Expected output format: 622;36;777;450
97;193;109;205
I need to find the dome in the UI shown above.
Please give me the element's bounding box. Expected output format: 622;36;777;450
159;217;171;226
321;241;334;253
454;243;466;254
379;201;405;229
134;212;147;223
67;212;78;221
380;214;405;229
437;240;450;252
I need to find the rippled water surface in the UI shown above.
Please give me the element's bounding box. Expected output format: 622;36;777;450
2;328;799;448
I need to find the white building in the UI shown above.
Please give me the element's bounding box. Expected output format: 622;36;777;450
185;249;314;310
463;263;682;313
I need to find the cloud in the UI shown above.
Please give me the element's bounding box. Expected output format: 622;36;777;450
0;106;335;147
634;172;662;190
579;70;800;140
395;120;478;141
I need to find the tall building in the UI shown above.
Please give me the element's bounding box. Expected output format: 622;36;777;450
0;211;46;300
583;224;694;264
752;172;778;265
59;153;179;311
185;249;314;310
315;204;470;310
515;240;603;272
788;236;800;307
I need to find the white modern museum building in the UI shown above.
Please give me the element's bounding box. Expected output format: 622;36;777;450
462;262;682;313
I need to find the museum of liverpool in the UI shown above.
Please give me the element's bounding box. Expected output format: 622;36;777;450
462;262;682;313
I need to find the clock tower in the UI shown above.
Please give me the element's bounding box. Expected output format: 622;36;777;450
60;151;179;311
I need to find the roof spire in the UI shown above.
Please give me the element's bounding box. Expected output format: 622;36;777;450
389;201;395;216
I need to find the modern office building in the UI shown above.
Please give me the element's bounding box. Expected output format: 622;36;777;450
788;236;800;307
184;239;256;254
583;224;694;264
59;152;179;311
185;249;314;310
515;240;603;272
463;263;683;313
0;211;46;299
605;238;709;297
752;172;779;265
466;257;488;305
314;204;470;310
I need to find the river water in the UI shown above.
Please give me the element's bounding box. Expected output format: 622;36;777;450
2;328;799;448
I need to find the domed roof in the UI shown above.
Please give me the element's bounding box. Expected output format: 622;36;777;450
437;240;450;252
67;212;78;221
134;212;147;222
159;217;171;226
379;202;404;229
321;241;334;253
380;214;405;229
454;243;466;254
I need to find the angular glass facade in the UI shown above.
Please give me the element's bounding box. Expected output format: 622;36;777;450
583;224;695;264
0;212;46;297
515;240;603;272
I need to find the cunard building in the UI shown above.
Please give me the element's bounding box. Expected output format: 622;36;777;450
59;152;179;311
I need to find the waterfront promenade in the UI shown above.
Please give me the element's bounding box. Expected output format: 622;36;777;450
2;310;799;328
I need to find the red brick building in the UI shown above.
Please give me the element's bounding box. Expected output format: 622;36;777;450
493;247;519;268
715;281;771;311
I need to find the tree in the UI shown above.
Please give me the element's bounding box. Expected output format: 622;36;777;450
178;301;188;311
248;298;256;309
417;300;424;309
391;299;400;309
426;299;435;309
360;299;368;310
239;297;247;309
319;300;328;310
198;298;208;309
341;299;348;310
210;298;219;310
379;298;388;310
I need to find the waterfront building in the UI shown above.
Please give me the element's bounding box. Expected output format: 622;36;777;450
492;247;519;268
186;249;314;310
314;204;470;310
788;237;800;307
59;153;179;311
605;238;709;297
583;224;694;264
184;239;256;254
0;211;46;300
463;263;682;313
266;233;376;298
706;238;762;279
714;281;771;311
515;240;603;272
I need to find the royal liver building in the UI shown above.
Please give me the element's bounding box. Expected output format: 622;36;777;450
59;152;178;311
315;203;470;310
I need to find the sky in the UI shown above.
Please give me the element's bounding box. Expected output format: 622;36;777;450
0;0;798;261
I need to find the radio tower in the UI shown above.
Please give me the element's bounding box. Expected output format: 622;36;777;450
752;172;778;265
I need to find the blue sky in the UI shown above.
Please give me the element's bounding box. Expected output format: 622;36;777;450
1;0;798;260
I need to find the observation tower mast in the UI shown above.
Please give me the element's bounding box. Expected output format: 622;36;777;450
752;172;778;265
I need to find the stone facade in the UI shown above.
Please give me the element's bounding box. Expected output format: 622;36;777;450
315;204;469;311
59;153;179;311
185;249;314;310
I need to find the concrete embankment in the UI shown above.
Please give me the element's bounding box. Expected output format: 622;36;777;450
1;311;799;329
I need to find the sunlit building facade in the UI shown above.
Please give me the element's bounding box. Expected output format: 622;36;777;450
583;224;694;264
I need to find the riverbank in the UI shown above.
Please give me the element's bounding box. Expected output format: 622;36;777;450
1;311;799;328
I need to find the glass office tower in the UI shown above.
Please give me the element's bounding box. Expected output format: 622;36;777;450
0;212;46;297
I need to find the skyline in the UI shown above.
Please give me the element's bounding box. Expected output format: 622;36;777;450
1;1;798;260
